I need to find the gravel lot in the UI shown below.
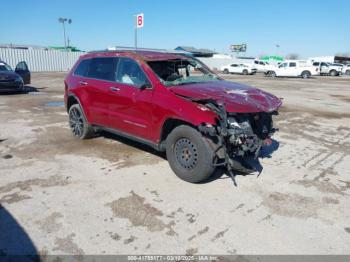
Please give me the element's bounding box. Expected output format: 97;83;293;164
0;73;349;255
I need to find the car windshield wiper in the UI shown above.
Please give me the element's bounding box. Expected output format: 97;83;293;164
175;81;200;86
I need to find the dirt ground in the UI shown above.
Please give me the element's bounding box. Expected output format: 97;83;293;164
0;72;349;255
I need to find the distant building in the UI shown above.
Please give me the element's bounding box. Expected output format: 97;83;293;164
174;46;216;57
0;43;49;50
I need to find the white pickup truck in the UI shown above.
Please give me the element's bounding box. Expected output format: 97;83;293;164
312;62;342;76
266;61;319;79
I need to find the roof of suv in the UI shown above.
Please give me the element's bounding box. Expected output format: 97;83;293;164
83;49;189;62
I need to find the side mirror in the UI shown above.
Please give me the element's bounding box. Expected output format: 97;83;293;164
140;83;152;90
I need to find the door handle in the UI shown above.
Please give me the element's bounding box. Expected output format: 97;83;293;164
110;86;120;92
79;81;88;86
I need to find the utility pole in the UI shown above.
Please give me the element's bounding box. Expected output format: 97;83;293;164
135;23;137;49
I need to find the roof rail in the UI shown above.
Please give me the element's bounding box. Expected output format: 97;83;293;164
88;46;191;55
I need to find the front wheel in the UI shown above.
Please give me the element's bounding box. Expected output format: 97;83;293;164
223;69;229;74
346;70;350;75
68;104;94;139
166;125;215;183
242;69;248;75
268;71;276;77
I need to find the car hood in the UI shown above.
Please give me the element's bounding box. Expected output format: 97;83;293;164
169;80;282;113
0;71;19;80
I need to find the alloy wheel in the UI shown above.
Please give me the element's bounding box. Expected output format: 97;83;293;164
69;107;84;137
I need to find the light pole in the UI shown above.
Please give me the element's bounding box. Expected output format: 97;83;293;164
58;17;72;50
275;44;280;56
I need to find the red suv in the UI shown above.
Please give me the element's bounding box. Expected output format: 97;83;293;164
64;49;282;183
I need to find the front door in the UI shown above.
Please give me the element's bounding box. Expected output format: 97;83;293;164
108;57;153;140
15;61;31;84
277;62;288;76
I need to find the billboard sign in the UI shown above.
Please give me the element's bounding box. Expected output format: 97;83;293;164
230;44;247;52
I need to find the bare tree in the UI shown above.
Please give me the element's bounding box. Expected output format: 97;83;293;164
286;53;300;60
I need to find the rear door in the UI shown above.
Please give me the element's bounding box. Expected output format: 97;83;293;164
108;57;153;140
320;62;329;74
85;57;119;127
287;62;297;76
15;61;31;84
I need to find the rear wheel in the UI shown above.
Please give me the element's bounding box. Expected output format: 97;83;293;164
223;69;229;74
346;70;350;75
68;104;94;139
301;71;311;79
330;70;338;77
166;125;215;183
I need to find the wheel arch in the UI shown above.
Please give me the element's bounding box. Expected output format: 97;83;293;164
160;118;196;143
66;94;79;112
66;93;91;124
301;70;311;76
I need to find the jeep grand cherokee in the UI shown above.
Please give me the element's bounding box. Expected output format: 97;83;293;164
64;49;282;183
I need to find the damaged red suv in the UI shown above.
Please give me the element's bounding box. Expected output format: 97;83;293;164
64;49;282;183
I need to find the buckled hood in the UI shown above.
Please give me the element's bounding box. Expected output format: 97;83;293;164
169;80;282;113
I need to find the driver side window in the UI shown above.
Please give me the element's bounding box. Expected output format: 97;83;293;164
116;58;149;87
279;63;287;68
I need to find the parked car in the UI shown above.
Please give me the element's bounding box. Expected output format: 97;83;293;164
221;63;257;75
64;49;282;183
266;61;319;79
312;62;342;76
0;60;31;92
252;60;276;74
342;64;350;75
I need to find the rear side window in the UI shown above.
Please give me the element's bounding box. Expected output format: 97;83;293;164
74;59;90;77
87;58;118;81
289;62;297;67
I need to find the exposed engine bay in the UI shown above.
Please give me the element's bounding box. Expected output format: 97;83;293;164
198;100;278;185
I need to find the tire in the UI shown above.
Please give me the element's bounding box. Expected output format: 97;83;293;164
301;71;311;79
346;70;350;75
242;69;248;75
269;71;276;78
223;69;229;74
166;125;215;183
330;70;338;77
68;104;94;139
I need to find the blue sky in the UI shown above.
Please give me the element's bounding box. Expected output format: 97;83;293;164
1;0;349;58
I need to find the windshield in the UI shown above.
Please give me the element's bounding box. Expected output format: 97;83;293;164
0;63;12;72
147;58;220;86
